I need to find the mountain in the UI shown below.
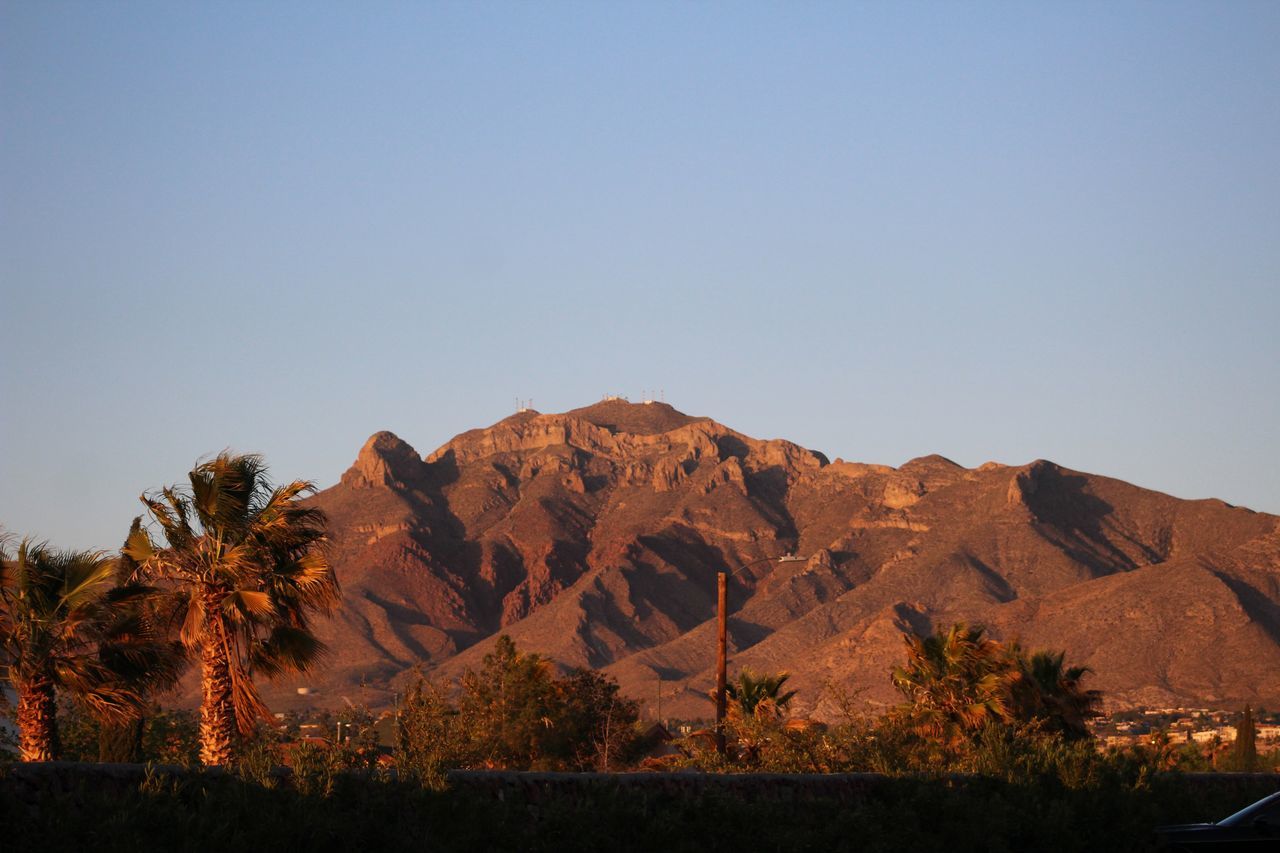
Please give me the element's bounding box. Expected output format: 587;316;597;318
260;400;1280;719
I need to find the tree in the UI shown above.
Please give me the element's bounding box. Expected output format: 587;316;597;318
458;635;562;769
125;452;339;766
891;623;1104;755
1230;704;1258;772
558;668;639;770
0;538;169;761
397;678;467;788
725;669;797;718
396;636;640;775
891;623;1015;747
1008;648;1102;740
719;669;809;769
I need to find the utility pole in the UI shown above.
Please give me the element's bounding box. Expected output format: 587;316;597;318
714;553;806;755
715;571;728;754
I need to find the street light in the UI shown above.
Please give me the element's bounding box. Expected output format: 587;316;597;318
715;552;807;754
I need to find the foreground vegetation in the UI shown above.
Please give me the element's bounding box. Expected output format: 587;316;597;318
4;760;1278;853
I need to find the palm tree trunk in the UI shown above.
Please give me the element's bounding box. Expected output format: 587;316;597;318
17;674;59;762
199;587;237;766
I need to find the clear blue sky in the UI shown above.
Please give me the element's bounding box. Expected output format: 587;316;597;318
3;1;1278;551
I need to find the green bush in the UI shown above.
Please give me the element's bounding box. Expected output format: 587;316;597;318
395;636;640;779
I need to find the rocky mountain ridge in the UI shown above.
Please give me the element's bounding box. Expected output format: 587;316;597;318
264;400;1280;720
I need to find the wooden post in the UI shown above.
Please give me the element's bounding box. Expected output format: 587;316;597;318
716;571;728;755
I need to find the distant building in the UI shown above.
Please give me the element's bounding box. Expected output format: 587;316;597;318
1190;727;1237;743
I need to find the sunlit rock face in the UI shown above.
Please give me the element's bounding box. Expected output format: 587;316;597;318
267;399;1280;721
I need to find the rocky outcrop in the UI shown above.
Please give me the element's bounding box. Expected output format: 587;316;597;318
341;431;426;489
1007;459;1055;506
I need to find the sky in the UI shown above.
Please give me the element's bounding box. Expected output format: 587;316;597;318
2;1;1278;551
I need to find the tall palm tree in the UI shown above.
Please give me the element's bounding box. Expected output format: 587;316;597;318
125;452;339;766
0;538;163;761
891;622;1015;746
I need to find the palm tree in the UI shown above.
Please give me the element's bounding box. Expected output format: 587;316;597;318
0;538;163;761
1009;648;1102;740
96;520;188;762
891;622;1015;746
125;452;338;766
718;669;802;767
725;669;797;718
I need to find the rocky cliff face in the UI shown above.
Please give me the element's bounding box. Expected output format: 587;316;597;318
265;400;1280;719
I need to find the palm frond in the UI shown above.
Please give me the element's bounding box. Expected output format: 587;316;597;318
223;589;276;623
58;552;118;612
229;668;273;736
0;532;14;594
250;624;327;679
179;592;207;650
121;517;156;572
141;492;193;552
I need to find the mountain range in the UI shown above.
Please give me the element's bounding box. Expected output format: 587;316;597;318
259;399;1280;720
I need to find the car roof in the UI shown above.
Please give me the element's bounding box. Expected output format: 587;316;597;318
1219;790;1280;827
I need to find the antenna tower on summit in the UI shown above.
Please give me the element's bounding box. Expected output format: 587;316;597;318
639;388;666;405
516;397;533;413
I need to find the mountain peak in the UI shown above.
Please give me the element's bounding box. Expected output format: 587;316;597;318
900;453;963;471
341;430;424;489
564;398;704;435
